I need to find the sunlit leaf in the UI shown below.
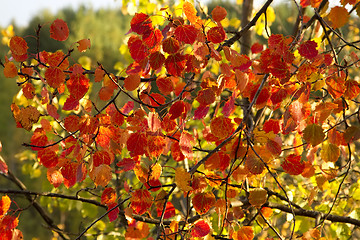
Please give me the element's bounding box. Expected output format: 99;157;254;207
192;192;216;215
191;220;211;237
328;6;349;29
281;154;305;175
50;19;69;41
212;6;227;22
130;189;153;215
175;167;193;192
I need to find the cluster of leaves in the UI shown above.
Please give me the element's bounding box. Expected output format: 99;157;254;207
2;0;360;239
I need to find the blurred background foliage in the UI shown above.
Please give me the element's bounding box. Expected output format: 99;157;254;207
1;0;359;239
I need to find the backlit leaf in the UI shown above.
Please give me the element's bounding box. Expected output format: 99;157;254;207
130;13;152;35
169;100;186;119
183;1;199;24
207;26;226;44
90;164;112;187
47;168;64;188
156;202;176;219
37;149;58;168
191;220;210;237
127;132;147;156
130;189;153;215
162;37;180;54
124;74;141;91
175;167;193;192
281;154;305;175
298;40;318;59
9;36;28;55
128;36;149;62
233;226;254;240
212;6;227;22
192;192;216;215
328;6;349;29
196;88;216;106
76;38;91;52
45;67;65;88
303;124;325;146
175;25;198;44
320;142;340;162
210;116;234;139
248;188;267;208
3;62;17;78
165;53;186;77
149;51;165;70
101;187;117;205
0;195;11;218
67;74;89;100
156;77;174;95
179;131;195;159
22;82;35;99
50;19;69;41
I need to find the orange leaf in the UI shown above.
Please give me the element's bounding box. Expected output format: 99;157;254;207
328;6;349;29
191;220;211;237
130;189;153;215
156;77;174;95
3;62;18;78
147;135;165;158
183;2;199;24
98;86;114;101
101;187;117;205
9;36;28;55
124;74;141;91
45;67;65;88
47;168;64;188
66;74;90;100
90;164;112;187
233;226;254;240
196;88;216;106
210;116;234;139
0;195;11;218
212;6;227;22
76;38;91;52
192;192;216;215
22;82;35;99
128;35;148;62
93;150;113;167
175;167;193;192
64;115;80;132
50;19;69;41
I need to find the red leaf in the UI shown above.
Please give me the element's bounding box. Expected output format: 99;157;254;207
117;157;139;172
156;77;174;95
45;67;65;88
101;187;117;205
107;202;119;222
194;105;209;120
47;104;60;119
143;28;163;48
210;116;234;139
63;95;79;111
263;119;281;134
156;202;176;219
149;51;165;70
37;149;58;168
192;192;216;215
93;150;113;167
222;93;235;117
128;36;149;62
147;135;166;158
127;132;148;156
47;168;64;188
251;42;263;54
298;40;318;59
192;220;211;237
76;38;91;52
207;26;226;44
175;25;198;44
196;88;216;106
130;189;153;215
281;154;305;175
0;158;8;175
130;13;152;35
162;37;180;54
61;162;78;188
66;74;89;100
121;101;134;114
165;53;186;76
50;19;69;41
169;100;186;119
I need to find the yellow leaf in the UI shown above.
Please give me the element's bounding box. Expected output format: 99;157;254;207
175;167;193;192
320;142;340;162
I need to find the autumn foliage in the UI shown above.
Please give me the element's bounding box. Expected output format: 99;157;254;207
2;0;360;239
